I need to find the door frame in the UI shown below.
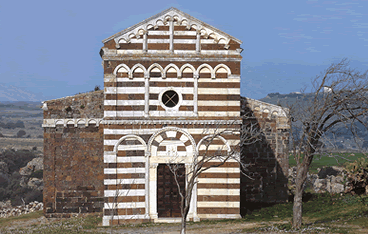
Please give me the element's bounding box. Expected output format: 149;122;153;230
147;127;198;222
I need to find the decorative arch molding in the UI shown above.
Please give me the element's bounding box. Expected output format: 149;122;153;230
129;63;147;79
146;127;198;222
197;63;215;79
147;63;164;77
113;64;131;76
163;63;181;78
147;127;196;153
113;134;147;155
196;134;231;154
104;8;242;50
179;63;197;76
213;64;232;76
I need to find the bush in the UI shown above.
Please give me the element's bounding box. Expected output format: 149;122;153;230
0;120;25;129
0;149;37;174
30;170;43;179
16;130;26;138
345;157;368;195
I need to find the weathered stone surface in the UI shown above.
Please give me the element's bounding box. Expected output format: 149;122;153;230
0;201;43;218
27;178;44;191
43;124;104;217
43;90;103;119
19;157;43;176
288;166;346;194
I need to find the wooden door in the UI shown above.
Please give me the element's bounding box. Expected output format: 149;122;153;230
157;164;185;217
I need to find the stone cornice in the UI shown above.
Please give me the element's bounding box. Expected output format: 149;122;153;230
102;119;242;125
42;118;242;128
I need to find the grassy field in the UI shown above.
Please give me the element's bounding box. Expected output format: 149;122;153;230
289;152;367;173
0;193;367;233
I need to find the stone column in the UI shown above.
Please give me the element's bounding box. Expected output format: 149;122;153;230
196;30;201;53
143;31;148;52
149;163;158;221
144;75;149;117
193;74;198;116
169;19;174;52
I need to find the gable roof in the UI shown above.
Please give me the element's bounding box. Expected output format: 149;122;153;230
102;7;242;45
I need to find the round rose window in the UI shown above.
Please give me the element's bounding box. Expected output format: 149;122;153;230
162;90;179;108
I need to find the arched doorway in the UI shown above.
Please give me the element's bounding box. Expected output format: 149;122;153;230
147;127;197;222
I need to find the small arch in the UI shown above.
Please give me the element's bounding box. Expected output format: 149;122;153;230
118;38;128;44
55;120;63;126
218;38;227;44
148;63;164;78
156;19;164;26
271;111;278;118
77;119;86;125
146;24;154;30
164;63;180;78
113;135;147;155
196;135;231;155
129;63;147;79
214;64;231;79
181;19;188;26
88;119;97;125
137;29;145;36
208;33;217;40
197;63;214;79
180;64;196;77
113;64;130;76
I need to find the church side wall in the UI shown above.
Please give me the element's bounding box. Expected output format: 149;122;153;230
240;98;290;215
43;91;104;217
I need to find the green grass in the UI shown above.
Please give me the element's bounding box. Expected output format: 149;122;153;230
0;193;367;233
242;193;368;233
0;210;43;227
289;152;367;173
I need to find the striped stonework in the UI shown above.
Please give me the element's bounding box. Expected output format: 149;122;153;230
42;7;290;224
101;7;243;225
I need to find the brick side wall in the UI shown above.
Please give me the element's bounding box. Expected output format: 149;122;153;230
240;98;290;215
43;123;104;218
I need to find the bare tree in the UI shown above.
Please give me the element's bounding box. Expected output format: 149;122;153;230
166;118;262;234
288;58;368;228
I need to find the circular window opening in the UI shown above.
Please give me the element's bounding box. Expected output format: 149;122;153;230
162;90;179;108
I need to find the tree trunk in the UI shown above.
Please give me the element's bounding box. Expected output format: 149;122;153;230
292;164;308;229
292;180;303;229
181;216;186;234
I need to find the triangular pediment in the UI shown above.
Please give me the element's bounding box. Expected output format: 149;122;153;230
102;7;242;47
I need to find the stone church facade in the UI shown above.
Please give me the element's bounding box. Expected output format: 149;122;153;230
42;8;290;225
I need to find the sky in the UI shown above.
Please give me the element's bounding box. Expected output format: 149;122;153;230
0;0;367;102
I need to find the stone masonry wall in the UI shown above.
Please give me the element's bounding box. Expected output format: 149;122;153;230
43;91;104;218
43;90;104;119
240;97;290;215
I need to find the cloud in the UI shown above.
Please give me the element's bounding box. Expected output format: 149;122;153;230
278;32;314;40
306;47;321;52
352;23;368;28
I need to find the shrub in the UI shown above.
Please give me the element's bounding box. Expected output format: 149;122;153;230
345;157;368;195
30;170;43;179
16;130;26;138
94;85;101;91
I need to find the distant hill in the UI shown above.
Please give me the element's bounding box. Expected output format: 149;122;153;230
259;92;368;151
0;84;47;102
